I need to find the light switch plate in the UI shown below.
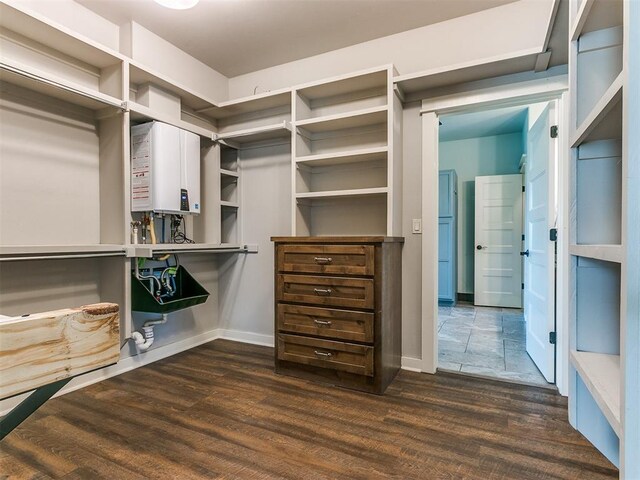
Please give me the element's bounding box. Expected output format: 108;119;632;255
412;218;422;234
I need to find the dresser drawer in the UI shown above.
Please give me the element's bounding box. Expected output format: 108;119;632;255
277;334;374;376
277;244;374;276
277;304;374;343
277;274;374;310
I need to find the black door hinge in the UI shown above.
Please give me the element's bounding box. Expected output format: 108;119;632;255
522;185;526;193
549;332;557;344
522;234;525;241
549;228;558;242
550;125;558;138
521;283;525;290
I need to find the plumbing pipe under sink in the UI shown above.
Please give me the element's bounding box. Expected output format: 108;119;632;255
131;314;168;351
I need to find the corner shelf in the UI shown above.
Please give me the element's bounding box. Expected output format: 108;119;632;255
198;90;291;120
215;121;291;147
220;169;239;178
570;350;621;435
571;73;623;147
129;61;218;113
128;101;214;139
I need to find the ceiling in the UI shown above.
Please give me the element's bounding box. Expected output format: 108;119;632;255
77;0;519;77
439;106;528;142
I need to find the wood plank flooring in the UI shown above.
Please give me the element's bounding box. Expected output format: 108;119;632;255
1;340;618;479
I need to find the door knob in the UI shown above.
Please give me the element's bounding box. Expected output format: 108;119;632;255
520;250;530;257
476;245;485;250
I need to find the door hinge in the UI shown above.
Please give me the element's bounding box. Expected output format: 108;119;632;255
522;234;525;241
549;228;558;242
550;125;558;138
521;283;525;290
549;332;557;344
522;185;525;193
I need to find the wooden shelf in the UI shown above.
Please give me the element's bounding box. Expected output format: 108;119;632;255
570;350;621;435
0;1;124;69
198;90;291;120
571;73;623;147
569;244;623;263
295;106;387;134
0;244;125;261
220;201;240;208
570;0;623;41
296;187;388;200
295;146;388;167
129;61;218;113
128;101;214;139
129;243;247;258
215;121;291;146
1;61;124;111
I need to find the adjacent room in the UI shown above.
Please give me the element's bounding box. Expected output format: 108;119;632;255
0;0;637;478
436;102;556;387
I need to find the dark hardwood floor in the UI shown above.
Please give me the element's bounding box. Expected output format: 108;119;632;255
1;340;617;479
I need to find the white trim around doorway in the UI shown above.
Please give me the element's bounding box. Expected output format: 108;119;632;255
419;74;570;395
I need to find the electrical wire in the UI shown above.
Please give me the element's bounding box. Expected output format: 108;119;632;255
171;215;195;244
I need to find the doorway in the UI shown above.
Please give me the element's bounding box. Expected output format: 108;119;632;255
435;101;557;387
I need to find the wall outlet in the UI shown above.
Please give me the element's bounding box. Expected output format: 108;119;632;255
412;218;422;234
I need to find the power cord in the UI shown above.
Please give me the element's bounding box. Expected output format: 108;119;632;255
170;215;195;244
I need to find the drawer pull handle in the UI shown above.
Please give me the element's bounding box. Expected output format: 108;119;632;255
314;350;333;358
314;257;333;264
313;318;332;326
314;288;332;296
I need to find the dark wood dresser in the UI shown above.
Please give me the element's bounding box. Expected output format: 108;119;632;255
271;236;403;394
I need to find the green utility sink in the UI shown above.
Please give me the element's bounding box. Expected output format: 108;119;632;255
131;266;209;314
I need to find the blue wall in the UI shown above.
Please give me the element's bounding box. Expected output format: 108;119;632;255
439;132;524;294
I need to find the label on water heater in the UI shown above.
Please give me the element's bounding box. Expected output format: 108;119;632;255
131;132;151;211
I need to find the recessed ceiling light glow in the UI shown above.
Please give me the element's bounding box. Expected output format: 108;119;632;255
154;0;199;10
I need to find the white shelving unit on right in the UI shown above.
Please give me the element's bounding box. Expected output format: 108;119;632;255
568;0;639;477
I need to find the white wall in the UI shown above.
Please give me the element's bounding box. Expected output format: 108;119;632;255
228;0;554;98
123;22;228;103
217;142;292;343
440;132;524;294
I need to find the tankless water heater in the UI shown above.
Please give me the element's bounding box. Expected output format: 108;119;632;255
131;121;200;215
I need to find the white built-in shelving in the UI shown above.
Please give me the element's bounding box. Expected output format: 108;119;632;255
292;65;402;236
568;0;639;477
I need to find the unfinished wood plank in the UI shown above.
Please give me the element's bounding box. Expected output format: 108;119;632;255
0;303;120;399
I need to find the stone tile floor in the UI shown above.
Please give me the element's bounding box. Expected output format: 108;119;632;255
438;303;550;387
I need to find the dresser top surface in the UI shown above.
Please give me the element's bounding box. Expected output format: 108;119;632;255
271;236;404;244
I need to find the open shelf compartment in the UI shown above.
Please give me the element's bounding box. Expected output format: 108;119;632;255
575;139;622;245
295;68;388;121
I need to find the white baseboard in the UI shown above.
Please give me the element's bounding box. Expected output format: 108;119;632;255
401;356;423;372
217;329;275;347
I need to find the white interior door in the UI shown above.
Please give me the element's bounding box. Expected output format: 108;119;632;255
524;103;557;383
474;174;523;308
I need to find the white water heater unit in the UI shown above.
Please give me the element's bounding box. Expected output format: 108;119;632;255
131;121;200;215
